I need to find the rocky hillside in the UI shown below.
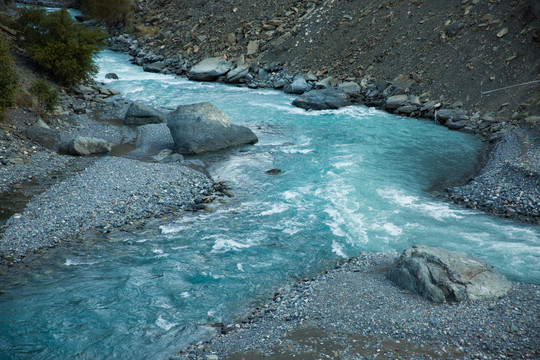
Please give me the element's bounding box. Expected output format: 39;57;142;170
121;0;539;119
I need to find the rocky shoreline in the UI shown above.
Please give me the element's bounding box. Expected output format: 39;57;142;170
105;32;540;224
173;253;540;360
0;83;235;266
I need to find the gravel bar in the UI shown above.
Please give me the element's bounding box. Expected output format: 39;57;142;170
0;156;214;264
441;126;540;223
176;253;540;360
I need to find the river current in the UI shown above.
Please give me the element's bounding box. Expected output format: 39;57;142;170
1;50;539;359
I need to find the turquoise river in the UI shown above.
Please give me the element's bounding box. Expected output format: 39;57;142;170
1;49;539;359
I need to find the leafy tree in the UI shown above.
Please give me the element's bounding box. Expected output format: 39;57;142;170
16;7;108;85
29;77;59;115
80;0;131;29
0;37;18;112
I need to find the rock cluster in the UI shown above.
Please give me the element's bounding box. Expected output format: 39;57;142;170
110;33;511;134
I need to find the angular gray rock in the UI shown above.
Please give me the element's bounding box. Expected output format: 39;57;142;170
226;64;250;83
143;62;166;73
124;101;167;125
285;74;311;94
435;108;456;122
67;136;112;156
24;126;61;152
337;81;361;95
292;89;351;110
187;57;232;81
385;94;409;110
167;102;258;154
387;245;512;303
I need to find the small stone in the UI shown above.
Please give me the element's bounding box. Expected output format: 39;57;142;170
496;27;508;38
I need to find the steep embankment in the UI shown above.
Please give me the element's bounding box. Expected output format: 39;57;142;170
126;0;539;118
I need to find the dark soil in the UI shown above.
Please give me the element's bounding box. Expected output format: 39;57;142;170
126;0;540;117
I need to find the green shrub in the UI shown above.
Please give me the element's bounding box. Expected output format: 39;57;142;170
16;7;108;85
29;77;59;114
80;0;131;28
0;37;18;111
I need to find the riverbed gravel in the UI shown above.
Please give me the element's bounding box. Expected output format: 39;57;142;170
0;156;215;264
175;253;540;360
441;125;540;223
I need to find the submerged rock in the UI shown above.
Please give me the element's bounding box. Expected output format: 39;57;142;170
167;102;258;154
387;245;511;303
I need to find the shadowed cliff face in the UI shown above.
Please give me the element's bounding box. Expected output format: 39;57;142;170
124;0;539;118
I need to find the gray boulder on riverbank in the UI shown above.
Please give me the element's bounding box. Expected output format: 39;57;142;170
292;89;351;110
387;245;511;303
124;101;167;125
187;57;232;81
24;126;61;152
167;102;258;154
67;136;112;156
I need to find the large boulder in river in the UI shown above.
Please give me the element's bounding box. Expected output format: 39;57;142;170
167;102;258;154
387;245;511;303
67;136;112;156
187;57;232;81
292;89;352;110
124;102;167;125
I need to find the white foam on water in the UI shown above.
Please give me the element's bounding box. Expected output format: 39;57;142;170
280;148;314;154
377;187;468;221
331;240;347;257
160;224;188;234
180;292;190;298
333;161;356;169
156;315;178;331
282;190;300;200
382;222;403;236
259;203;289;216
237;263;244;272
210;236;254;253
250;102;319;116
64;258;97;267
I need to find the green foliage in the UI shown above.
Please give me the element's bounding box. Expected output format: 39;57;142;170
29;77;59;114
80;0;131;28
16;7;108;85
0;37;18;111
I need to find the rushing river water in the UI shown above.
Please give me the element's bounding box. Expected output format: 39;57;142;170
1;50;539;359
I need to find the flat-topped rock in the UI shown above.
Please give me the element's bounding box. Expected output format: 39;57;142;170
187;57;232;81
387;245;512;303
292;89;351;110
